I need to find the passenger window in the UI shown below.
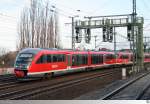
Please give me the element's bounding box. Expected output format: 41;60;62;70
82;55;87;65
58;54;65;62
52;55;58;62
51;54;65;63
36;55;46;64
121;55;128;59
105;54;114;60
57;55;61;62
99;54;103;63
72;54;88;66
76;55;80;65
72;55;76;66
47;55;51;63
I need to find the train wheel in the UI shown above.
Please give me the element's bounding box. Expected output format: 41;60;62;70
43;72;53;79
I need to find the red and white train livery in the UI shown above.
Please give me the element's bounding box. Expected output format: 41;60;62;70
14;48;150;79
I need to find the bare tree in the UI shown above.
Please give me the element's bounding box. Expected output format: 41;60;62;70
17;0;61;50
54;10;60;48
30;0;37;48
0;48;18;68
0;48;8;56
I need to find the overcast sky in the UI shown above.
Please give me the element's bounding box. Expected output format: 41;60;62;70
0;0;150;51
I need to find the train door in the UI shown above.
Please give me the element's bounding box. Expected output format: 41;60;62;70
67;54;71;69
103;54;106;64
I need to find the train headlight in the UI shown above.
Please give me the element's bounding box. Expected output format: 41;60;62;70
26;65;30;69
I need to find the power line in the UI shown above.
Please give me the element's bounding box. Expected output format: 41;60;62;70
40;1;75;18
0;2;72;20
49;0;93;15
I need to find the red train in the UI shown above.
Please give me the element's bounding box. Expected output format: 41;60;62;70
14;48;150;79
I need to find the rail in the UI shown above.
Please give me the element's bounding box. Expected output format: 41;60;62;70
100;71;150;100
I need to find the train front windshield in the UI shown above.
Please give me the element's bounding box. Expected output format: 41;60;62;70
15;53;34;69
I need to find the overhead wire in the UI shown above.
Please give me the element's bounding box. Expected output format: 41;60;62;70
39;0;74;18
48;0;94;16
0;0;149;49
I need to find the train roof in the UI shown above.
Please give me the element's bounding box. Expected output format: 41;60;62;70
19;48;74;55
19;48;58;54
19;48;42;54
90;51;114;54
117;52;132;54
19;48;134;55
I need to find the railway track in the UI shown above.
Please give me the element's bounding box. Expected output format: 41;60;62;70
100;70;150;100
0;75;17;88
0;79;43;92
0;68;120;100
0;74;16;82
138;87;150;100
0;82;19;90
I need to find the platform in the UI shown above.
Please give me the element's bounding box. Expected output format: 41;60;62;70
75;70;150;100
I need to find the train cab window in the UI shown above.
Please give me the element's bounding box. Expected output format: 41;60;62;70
36;55;46;64
15;53;34;68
